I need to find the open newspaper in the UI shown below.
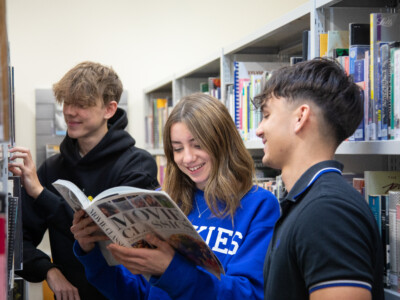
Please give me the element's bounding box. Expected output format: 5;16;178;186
52;179;224;279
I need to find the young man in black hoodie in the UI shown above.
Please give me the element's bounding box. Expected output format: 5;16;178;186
8;61;159;300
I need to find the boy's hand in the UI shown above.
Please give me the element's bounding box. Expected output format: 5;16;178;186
8;146;44;199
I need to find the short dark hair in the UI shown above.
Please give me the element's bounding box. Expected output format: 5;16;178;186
254;58;363;145
53;61;123;107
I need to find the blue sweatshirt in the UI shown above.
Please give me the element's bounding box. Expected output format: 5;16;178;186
74;185;280;300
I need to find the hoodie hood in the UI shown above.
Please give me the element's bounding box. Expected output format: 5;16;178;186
60;108;135;166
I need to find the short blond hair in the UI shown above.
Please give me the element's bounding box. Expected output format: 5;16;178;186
53;61;123;107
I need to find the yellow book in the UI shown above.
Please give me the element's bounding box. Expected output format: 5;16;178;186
319;33;328;57
156;98;167;147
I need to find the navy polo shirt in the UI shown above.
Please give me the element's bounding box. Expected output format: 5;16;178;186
264;160;384;300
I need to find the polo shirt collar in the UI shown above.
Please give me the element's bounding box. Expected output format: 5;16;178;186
281;160;344;206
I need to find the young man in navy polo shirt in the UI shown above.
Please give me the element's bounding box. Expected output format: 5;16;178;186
256;58;384;300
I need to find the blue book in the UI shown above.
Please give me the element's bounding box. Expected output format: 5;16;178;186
368;194;381;234
353;90;365;141
353;59;364;83
349;45;369;76
351;59;365;141
233;61;240;129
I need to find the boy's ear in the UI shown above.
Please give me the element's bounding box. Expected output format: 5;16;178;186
104;101;118;120
293;104;311;133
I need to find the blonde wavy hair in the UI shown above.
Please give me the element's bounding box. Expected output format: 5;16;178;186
53;61;122;107
162;93;255;219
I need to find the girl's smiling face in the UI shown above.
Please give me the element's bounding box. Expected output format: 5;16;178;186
170;122;211;190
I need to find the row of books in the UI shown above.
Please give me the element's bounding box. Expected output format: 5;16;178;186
227;61;287;141
145;97;173;150
255;175;285;200
357;170;400;292
145;15;400;148
315;12;400;141
200;77;221;100
226;13;400;143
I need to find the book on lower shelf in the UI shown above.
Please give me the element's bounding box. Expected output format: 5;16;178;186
364;171;400;202
52;179;224;279
389;190;400;293
391;43;400;141
368;194;391;287
364;171;400;292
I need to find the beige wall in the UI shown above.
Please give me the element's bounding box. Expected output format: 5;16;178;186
5;0;307;298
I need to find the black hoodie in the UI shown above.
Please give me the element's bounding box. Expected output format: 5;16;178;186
16;108;159;299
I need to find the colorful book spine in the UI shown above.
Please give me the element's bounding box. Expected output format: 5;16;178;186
389;191;400;291
233;61;240;129
242;83;248;140
349;45;369;76
370;14;378;140
393;47;400;140
319;33;328;57
370;13;400;140
396;203;400;291
151;98;168;149
381;194;391;288
155;155;167;186
380;43;390;140
390;42;400;140
368;194;382;234
233;61;287;140
352;59;365;141
364;51;370;141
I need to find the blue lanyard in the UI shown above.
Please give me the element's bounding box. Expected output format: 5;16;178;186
293;167;342;199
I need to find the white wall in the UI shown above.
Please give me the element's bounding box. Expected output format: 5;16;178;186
6;0;307;159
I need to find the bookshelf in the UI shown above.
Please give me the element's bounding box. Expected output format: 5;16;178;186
144;0;400;160
0;0;15;299
0;0;8;297
144;1;398;151
1;1;24;299
144;0;400;297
